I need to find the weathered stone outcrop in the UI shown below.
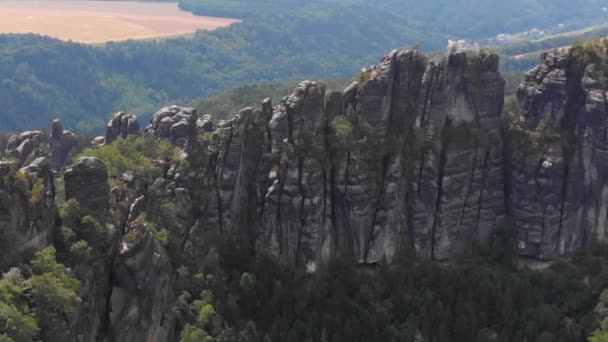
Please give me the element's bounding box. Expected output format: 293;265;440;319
163;49;508;269
105;112;140;145
109;221;174;341
0;157;55;270
146;106;199;146
65;156;110;214
7;44;608;341
510;42;608;259
5;120;77;171
407;50;506;261
50;119;77;171
6;130;44;162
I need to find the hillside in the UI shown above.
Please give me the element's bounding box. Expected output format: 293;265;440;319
6;43;608;341
2;0;608;133
0;1;440;133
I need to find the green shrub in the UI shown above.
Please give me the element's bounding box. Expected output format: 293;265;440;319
59;199;81;229
159;202;177;229
180;324;213;342
69;241;92;262
81;215;105;244
123;228;142;245
78;136;180;179
0;248;80;341
29;248;80;314
28;178;45;206
155;229;170;248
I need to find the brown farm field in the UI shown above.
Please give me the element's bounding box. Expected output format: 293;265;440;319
0;1;240;44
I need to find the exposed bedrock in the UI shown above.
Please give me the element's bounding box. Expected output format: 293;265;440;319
105;111;140;145
4;119;77;171
510;43;608;259
65;156;110;215
108;221;174;342
159;48;509;269
61;45;608;277
0;157;56;270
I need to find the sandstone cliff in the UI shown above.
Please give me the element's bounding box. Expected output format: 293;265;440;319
4;44;608;341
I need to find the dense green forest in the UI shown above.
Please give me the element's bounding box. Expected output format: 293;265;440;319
176;236;608;342
0;0;440;133
63;136;608;342
3;135;608;341
0;0;604;133
180;0;608;38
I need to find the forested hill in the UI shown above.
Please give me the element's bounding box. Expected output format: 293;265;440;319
180;0;608;37
0;2;441;133
1;0;607;133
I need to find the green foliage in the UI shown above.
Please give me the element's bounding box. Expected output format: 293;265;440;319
159;202;178;229
171;233;608;342
0;0;607;132
537;115;556;135
57;199;108;258
238;273;255;295
0;269;38;342
80;215;105;243
78;135;179;178
69;240;92;262
155;229;170;248
591;290;608;341
123;227;143;246
28;178;45;206
332;116;353;144
59;198;82;229
0;247;80;341
180;324;213;342
331;114;375;159
0;0;441;133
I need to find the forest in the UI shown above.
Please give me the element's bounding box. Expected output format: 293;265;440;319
1;0;606;133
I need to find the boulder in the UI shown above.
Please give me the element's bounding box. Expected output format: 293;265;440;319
64;157;110;214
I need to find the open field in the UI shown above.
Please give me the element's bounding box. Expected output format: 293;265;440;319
0;1;240;44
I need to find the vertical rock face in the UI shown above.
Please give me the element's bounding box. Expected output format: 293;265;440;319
106;112;140;145
409;51;506;260
4;120;77;171
109;222;174;342
50;119;77;171
171;49;507;269
0;157;55;270
5;130;45;162
145;106;198;145
8;45;608;341
509;43;608;259
65;157;110;214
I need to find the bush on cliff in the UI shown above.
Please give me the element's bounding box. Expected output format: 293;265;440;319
78;135;180;179
0;247;80;342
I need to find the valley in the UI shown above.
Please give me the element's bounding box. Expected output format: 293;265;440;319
0;1;239;43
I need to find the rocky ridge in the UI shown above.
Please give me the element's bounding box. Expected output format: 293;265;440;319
2;44;608;340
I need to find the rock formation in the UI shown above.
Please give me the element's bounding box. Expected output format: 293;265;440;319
6;130;44;162
109;221;174;341
50;119;77;171
5;44;608;340
157;44;608;265
5;119;77;171
105;112;140;145
0;157;55;269
65;157;110;214
145;105;213;146
510;41;608;259
148;49;508;270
